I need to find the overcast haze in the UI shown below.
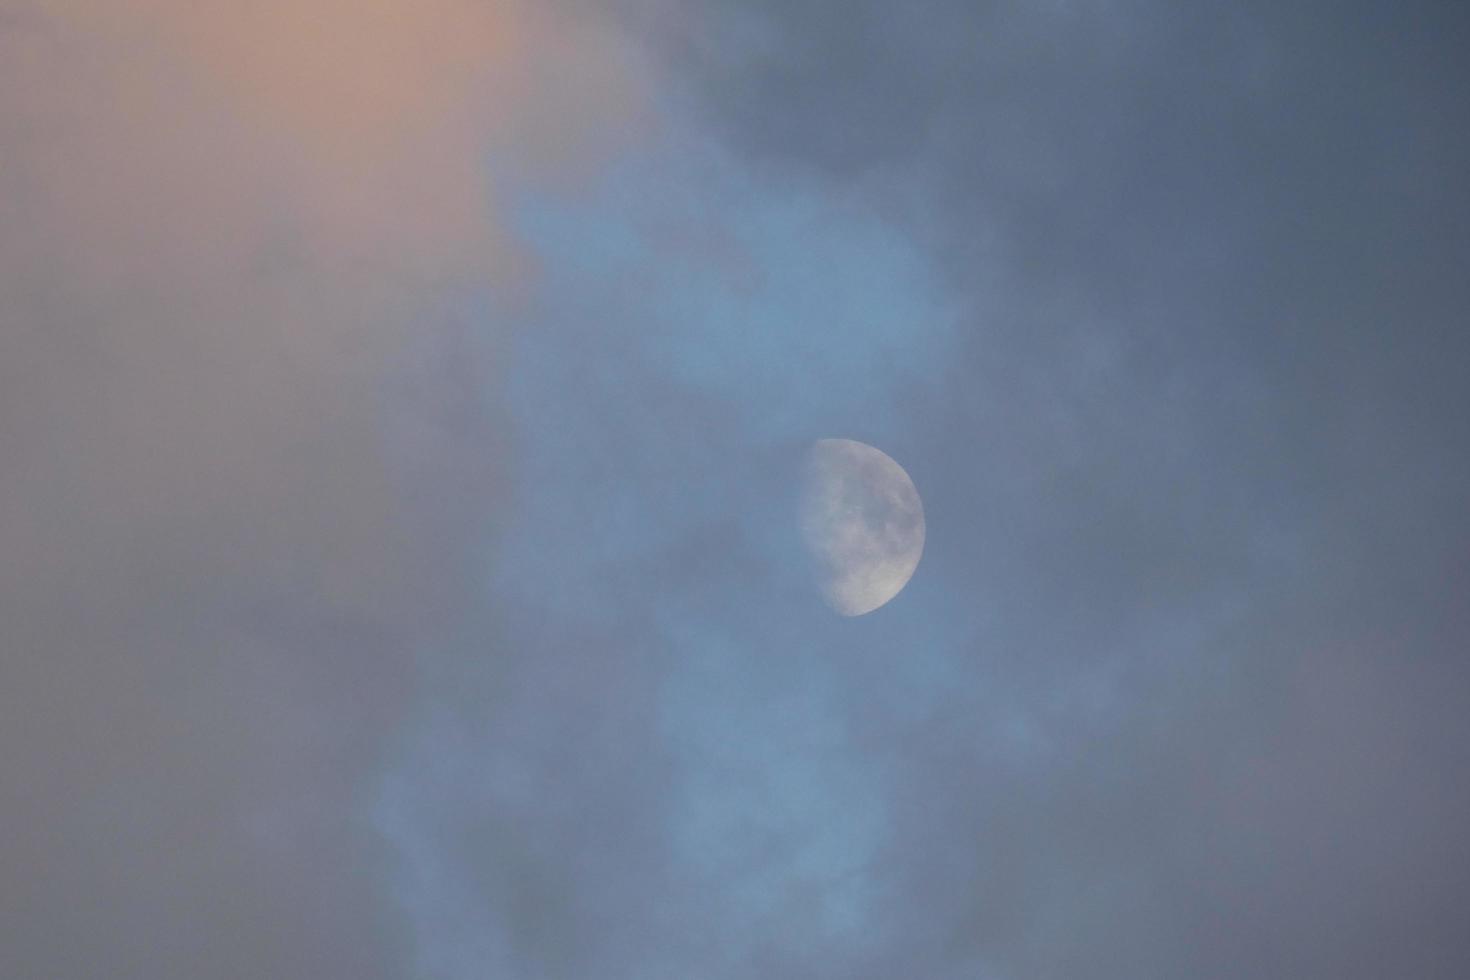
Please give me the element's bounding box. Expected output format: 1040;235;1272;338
3;1;1469;978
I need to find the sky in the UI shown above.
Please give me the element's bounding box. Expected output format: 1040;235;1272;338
2;1;1469;978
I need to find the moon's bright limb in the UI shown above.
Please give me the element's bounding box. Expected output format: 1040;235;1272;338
800;438;925;616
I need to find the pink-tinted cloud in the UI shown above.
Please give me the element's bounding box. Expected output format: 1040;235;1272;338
0;3;645;976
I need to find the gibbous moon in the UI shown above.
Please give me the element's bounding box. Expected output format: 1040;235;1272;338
800;438;925;616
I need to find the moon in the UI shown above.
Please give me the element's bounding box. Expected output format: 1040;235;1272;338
800;438;925;616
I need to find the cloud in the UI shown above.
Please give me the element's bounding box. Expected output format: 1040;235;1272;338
9;1;1470;977
373;2;1470;977
621;1;1470;976
374;133;958;979
0;2;643;977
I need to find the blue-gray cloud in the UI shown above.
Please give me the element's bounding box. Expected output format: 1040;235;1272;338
381;1;1470;977
376;132;964;977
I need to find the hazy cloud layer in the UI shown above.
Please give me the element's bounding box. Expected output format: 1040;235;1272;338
385;2;1470;978
1;2;640;977
6;2;1469;978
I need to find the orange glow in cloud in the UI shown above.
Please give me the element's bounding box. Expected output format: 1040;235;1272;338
7;0;644;285
1;9;651;971
0;0;646;616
